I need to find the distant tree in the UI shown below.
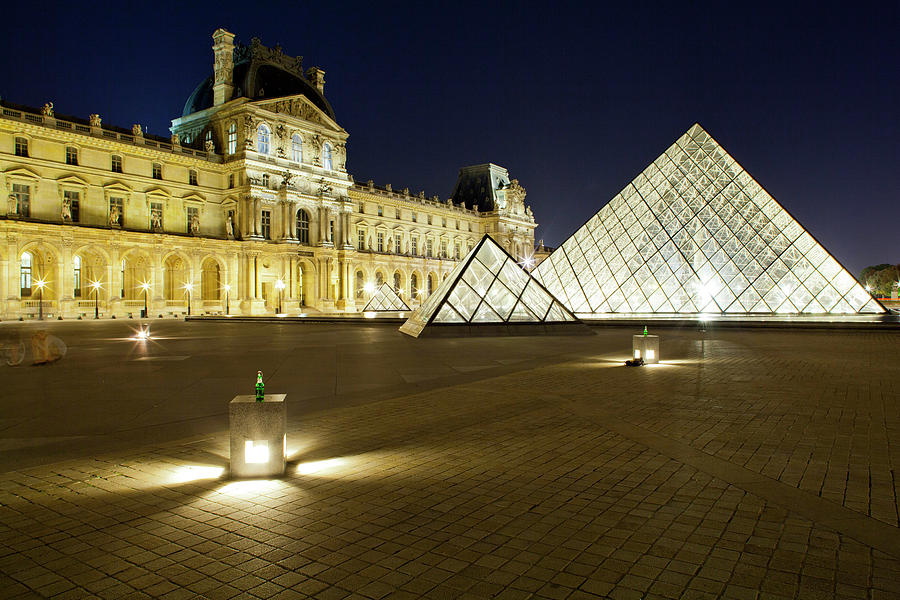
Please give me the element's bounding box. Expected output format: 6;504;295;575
859;264;900;296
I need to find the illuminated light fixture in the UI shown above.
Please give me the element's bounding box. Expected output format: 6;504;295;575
139;281;151;318
90;279;102;319
632;327;659;365
182;281;194;316
245;440;269;464
363;282;376;295
134;326;151;340
34;277;47;321
363;311;376;319
222;283;231;314
229;390;286;478
274;278;285;314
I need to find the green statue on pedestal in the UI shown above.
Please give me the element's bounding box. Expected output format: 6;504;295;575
255;370;265;401
643;325;648;336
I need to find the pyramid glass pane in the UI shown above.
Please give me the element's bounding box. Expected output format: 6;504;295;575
534;124;883;315
400;236;582;337
363;283;411;312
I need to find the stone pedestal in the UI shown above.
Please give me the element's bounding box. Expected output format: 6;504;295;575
229;394;286;477
632;334;659;364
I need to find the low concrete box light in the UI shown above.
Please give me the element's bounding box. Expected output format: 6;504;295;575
229;393;286;477
632;328;659;364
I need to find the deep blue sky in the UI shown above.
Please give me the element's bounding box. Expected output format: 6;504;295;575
2;2;897;275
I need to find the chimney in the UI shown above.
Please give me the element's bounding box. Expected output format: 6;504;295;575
212;28;235;106
306;67;325;94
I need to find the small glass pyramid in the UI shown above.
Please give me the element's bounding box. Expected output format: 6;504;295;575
400;235;578;337
363;283;411;312
534;124;884;316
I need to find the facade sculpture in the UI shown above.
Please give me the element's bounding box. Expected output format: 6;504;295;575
0;29;537;320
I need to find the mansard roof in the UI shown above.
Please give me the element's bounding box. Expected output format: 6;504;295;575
182;37;335;120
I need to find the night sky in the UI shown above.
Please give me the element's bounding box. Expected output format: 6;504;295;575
2;2;896;276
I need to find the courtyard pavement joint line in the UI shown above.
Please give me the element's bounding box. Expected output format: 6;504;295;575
564;399;900;560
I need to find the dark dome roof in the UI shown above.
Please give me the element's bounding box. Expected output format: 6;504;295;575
182;56;336;120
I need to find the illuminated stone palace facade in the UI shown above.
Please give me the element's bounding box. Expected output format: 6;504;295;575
0;29;536;319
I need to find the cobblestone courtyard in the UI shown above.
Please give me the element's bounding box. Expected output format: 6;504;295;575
1;322;898;599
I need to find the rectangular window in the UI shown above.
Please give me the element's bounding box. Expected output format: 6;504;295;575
65;146;78;165
377;205;383;217
468;222;472;232
377;231;384;253
261;210;271;239
64;190;80;223
151;202;163;230
228;173;234;188
455;242;460;260
442;218;447;227
441;240;448;258
329;220;334;242
427;215;432;225
109;197;123;226
411;235;418;256
189;170;198;185
358;228;365;250
412;212;417;223
111;155;123;173
152;163;162;180
227;124;237;155
262;173;269;187
395;236;402;254
456;220;459;230
426;239;433;257
12;184;30;217
14;137;28;157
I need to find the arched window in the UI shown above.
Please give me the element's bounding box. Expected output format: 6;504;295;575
20;252;32;297
73;255;82;297
410;274;418;298
226;122;237;154
356;270;364;298
257;124;270;155
291;134;302;163
427;274;434;297
375;272;384;287
322;142;333;170
296;209;310;244
393;272;401;294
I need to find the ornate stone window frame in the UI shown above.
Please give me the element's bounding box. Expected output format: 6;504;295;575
57;174;89;223
103;182;132;227
3;166;40;218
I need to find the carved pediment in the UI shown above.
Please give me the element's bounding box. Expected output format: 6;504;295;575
4;166;41;181
144;186;171;198
256;95;343;131
103;181;133;194
56;174;90;188
182;192;206;204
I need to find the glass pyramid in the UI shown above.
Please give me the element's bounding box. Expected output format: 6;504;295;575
363;283;411;311
533;124;884;316
400;234;579;337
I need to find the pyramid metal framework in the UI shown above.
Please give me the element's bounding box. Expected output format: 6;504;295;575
400;235;578;337
534;124;884;316
363;283;411;311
